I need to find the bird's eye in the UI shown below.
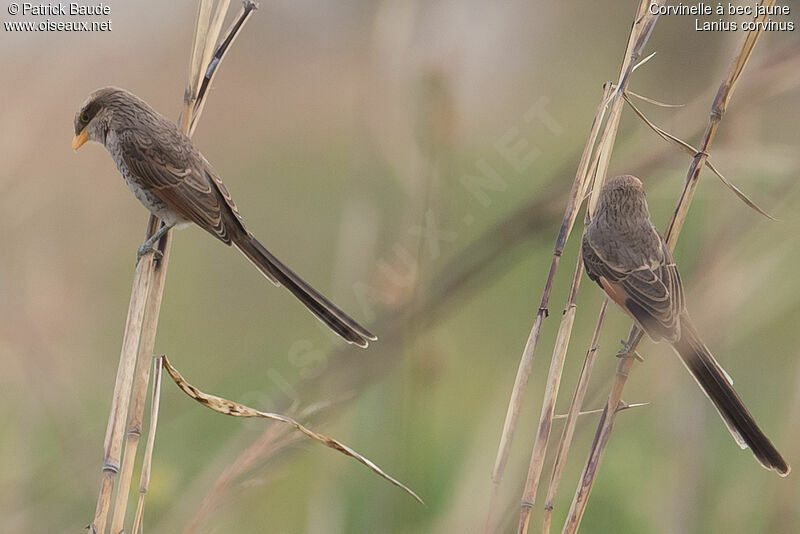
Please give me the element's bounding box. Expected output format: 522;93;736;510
80;112;90;123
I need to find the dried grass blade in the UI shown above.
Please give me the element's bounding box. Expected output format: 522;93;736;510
190;1;258;135
200;0;231;87
161;356;424;505
624;89;684;108
552;402;649;420
182;0;214;131
624;94;776;220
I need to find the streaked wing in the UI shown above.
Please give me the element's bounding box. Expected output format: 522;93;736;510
119;128;233;243
582;229;684;341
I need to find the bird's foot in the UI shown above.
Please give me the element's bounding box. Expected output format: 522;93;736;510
136;223;172;263
616;339;644;361
137;243;163;262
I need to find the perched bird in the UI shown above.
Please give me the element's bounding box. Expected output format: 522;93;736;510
73;87;376;348
582;174;789;476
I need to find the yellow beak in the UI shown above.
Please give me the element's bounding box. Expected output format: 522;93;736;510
72;129;89;151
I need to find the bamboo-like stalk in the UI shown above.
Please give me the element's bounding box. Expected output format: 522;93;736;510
109;236;171;533
91;2;256;532
561;3;776;532
91;257;155;533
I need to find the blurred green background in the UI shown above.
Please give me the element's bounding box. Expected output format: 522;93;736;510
2;1;800;532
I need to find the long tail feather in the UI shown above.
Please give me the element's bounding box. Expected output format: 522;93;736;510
234;234;376;348
672;318;789;476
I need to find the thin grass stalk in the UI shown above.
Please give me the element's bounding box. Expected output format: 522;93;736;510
541;300;607;534
623;93;774;219
561;4;775;531
512;81;611;533
108;5;216;527
132;356;164;534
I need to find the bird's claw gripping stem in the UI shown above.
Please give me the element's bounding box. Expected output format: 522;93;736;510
616;339;644;361
136;223;172;263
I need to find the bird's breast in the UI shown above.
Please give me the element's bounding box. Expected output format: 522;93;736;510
104;133;185;226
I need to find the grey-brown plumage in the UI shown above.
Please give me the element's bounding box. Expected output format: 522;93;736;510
73;87;376;348
582;175;789;476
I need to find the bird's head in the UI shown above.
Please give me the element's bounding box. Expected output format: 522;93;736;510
603;174;644;193
595;174;649;219
72;86;129;151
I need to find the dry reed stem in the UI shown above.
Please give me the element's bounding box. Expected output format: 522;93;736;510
92;2;255;532
516;247;585;534
91;257;155;533
110;235;172;534
132;356;165;534
561;3;776;532
540;300;607;534
161;356;425;505
509;2;663;532
484;72;616;533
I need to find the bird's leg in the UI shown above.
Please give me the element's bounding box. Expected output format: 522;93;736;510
137;223;173;262
617;331;645;362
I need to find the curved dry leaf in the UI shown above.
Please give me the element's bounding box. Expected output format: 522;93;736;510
161;356;424;505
